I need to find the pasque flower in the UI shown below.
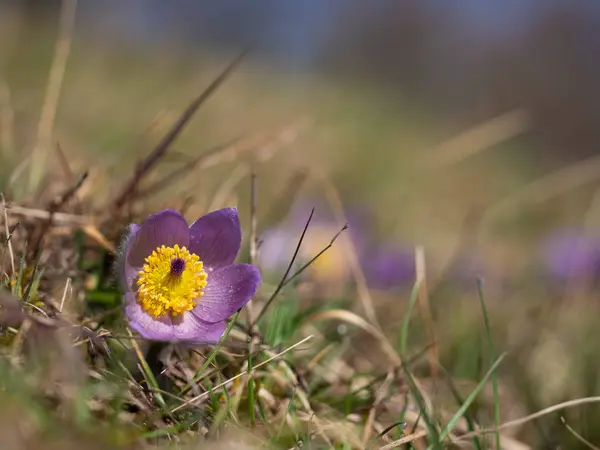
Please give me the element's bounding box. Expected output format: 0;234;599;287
120;208;261;343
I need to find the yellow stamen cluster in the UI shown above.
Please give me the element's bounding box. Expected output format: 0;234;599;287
136;244;207;319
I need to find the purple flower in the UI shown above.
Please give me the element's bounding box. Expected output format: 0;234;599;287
541;228;600;279
120;208;261;344
364;244;415;290
258;198;415;290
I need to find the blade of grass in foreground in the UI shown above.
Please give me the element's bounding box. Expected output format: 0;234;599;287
128;329;168;412
440;367;483;450
247;351;256;427
179;309;241;395
399;281;420;354
399;281;441;446
477;278;501;450
438;352;507;443
12;241;27;297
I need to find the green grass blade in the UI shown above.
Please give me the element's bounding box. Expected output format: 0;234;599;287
247;350;256;427
477;278;501;450
440;367;482;450
128;333;168;412
12;241;27;297
180;309;241;395
438;352;507;442
399;281;420;354
398;281;440;446
401;357;440;446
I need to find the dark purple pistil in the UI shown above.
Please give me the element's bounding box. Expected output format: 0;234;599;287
170;258;186;276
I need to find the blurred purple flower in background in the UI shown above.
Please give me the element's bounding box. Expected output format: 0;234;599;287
258;198;415;290
363;244;415;290
541;228;600;279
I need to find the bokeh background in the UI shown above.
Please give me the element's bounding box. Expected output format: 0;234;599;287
2;1;600;447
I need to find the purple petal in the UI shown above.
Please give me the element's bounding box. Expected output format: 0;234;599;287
128;209;190;267
120;223;141;292
189;207;242;271
192;263;261;324
124;293;227;343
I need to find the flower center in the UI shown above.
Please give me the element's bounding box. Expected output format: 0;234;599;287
136;244;207;319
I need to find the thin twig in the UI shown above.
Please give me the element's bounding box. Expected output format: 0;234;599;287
252;208;315;326
246;170;258;324
280;224;347;289
22;172;87;302
135;138;242;202
29;171;88;259
561;416;600;450
1;193;15;274
113;46;251;210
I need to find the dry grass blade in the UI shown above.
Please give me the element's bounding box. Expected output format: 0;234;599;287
246;170;258;324
479;153;600;242
0;81;15;158
28;0;78;192
259;170;309;225
207;163;249;212
171;335;314;412
561;416;600;450
415;246;439;380
3;204;88;225
29;171;89;259
456;396;600;442
113;46;251;210
249;171;258;267
423;109;530;169
59;277;72;313
134;138;242;201
378;429;428;449
316;171;381;328
81;224;116;254
306;309;401;367
315;171;404;368
139;118;307;203
1;193;15;274
54;142;75;181
362;368;395;444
